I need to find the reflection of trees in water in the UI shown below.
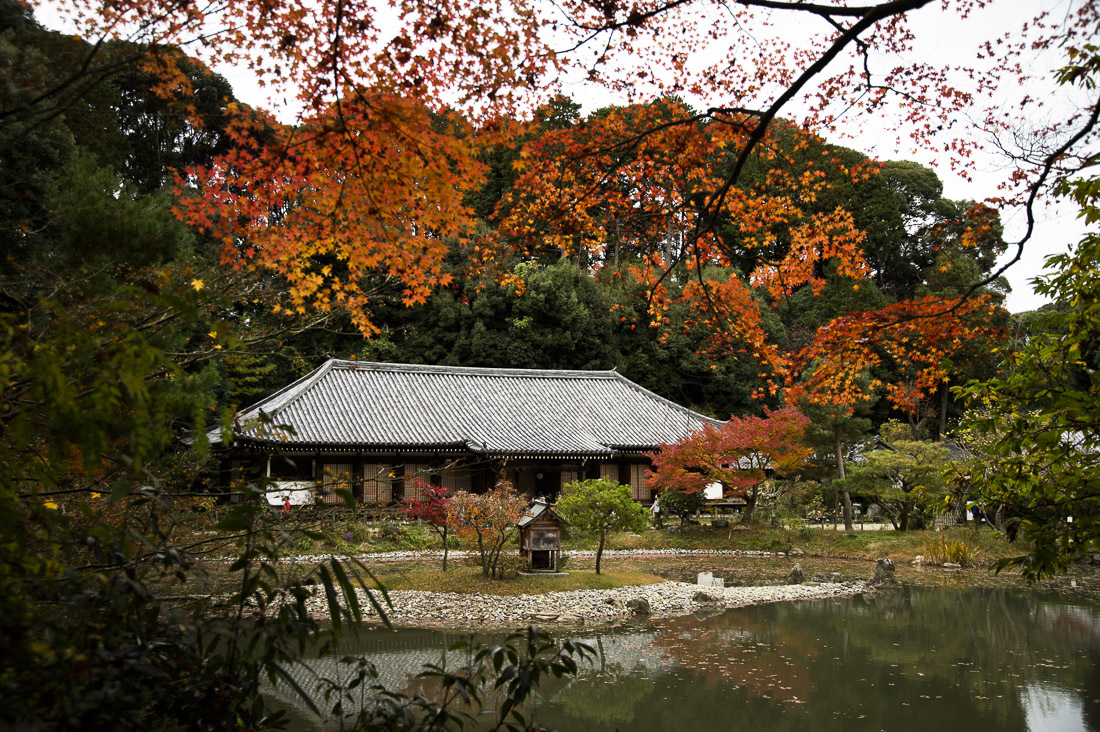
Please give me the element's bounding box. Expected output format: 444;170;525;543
267;630;527;725
567;588;1099;732
649;606;820;703
555;639;656;729
689;587;1096;731
798;587;1100;717
268;590;1100;731
268;627;672;726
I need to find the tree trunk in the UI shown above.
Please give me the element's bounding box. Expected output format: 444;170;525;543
742;486;757;523
488;530;507;579
442;526;449;572
899;500;911;531
835;427;853;530
596;531;606;575
478;535;488;578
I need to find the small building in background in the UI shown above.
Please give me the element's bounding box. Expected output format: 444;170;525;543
517;499;567;572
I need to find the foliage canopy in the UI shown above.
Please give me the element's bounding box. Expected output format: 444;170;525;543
556;479;649;574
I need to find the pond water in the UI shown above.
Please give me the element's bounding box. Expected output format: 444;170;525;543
271;586;1100;731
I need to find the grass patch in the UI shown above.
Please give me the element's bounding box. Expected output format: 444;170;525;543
367;565;665;595
568;523;1020;565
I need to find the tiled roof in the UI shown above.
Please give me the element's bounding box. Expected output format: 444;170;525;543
518;499;568;527
226;360;721;458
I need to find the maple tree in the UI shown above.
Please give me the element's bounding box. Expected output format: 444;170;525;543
647;406;812;523
29;0;1095;460
446;482;528;579
173;96;491;336
791;293;1007;439
494;98;732;269
41;0;1086;362
402;480;453;571
493;104;870;392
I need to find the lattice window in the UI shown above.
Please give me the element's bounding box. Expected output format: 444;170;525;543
403;464;433;501
599;463;618;482
439;466;471;493
560;470;581;491
629;463;649;501
320;463;353;505
362;464;394;504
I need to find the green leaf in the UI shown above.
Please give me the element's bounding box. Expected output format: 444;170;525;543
316;564;343;633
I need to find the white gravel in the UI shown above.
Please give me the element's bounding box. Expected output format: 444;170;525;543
226;548;868;628
300;579;865;628
253;548;792;565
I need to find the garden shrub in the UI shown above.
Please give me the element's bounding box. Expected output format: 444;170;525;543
495;553;527;579
925;535;977;567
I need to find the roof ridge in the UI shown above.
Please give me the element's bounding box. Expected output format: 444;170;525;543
225;359;724;451
329;359;620;379
240;359;337;418
608;371;724;426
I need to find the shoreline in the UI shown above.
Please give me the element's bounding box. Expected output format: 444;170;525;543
309;579;868;630
214;547;802;565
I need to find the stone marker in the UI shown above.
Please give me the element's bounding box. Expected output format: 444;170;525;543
829;572;842;583
697;572;725;588
787;563;805;584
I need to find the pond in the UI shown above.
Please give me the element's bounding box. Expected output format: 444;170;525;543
270;586;1100;731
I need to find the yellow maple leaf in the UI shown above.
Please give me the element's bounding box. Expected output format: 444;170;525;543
191;279;205;291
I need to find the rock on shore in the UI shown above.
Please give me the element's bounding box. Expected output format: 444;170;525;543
307;580;864;628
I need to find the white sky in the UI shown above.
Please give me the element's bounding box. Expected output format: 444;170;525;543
545;0;1091;314
32;0;1091;313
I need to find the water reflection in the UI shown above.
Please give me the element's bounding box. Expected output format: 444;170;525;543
270;587;1100;731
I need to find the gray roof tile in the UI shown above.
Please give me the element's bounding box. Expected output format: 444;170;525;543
228;360;721;457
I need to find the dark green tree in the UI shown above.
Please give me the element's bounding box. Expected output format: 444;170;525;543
836;440;950;530
556;478;649;574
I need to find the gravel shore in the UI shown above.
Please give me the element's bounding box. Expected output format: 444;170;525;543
260;547;793;565
311;579;865;629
